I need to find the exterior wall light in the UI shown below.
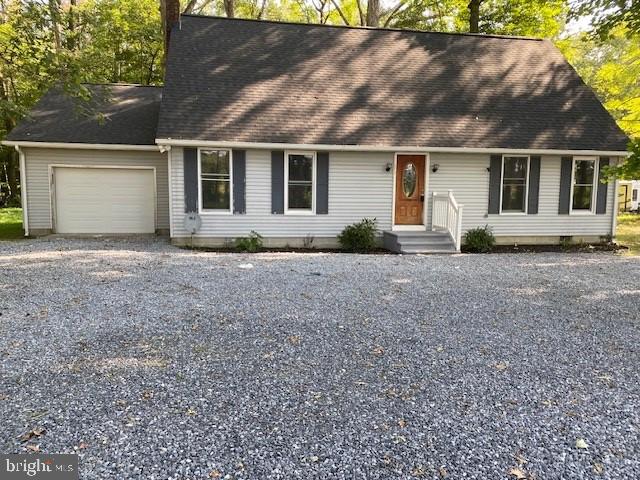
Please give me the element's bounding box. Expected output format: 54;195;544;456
432;163;440;173
385;162;392;172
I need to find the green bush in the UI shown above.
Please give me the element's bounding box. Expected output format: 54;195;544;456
235;231;263;252
338;218;378;252
463;225;496;253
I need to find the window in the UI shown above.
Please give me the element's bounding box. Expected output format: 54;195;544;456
571;157;597;212
199;149;232;212
286;152;315;212
501;155;529;213
633;189;638;202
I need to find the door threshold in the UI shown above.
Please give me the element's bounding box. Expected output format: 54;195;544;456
392;225;427;232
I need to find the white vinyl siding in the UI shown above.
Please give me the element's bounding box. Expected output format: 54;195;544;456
23;148;169;231
170;148;393;237
427;153;615;236
170;149;615;240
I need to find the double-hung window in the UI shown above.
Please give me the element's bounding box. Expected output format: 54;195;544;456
285;152;315;213
501;155;529;213
571;157;598;213
199;149;232;212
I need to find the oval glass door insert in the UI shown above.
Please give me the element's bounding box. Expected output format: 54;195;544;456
402;163;417;198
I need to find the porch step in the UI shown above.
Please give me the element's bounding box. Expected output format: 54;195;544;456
383;230;458;254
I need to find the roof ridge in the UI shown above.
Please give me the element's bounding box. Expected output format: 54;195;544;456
179;13;545;42
81;82;163;88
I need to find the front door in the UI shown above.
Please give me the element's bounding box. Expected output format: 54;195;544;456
395;155;425;225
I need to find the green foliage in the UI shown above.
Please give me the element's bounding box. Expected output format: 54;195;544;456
337;218;378;252
570;0;640;38
0;207;23;239
601;139;640;180
235;230;263;252
462;225;496;253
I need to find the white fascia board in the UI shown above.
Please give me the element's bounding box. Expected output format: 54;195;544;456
154;138;629;157
1;140;159;151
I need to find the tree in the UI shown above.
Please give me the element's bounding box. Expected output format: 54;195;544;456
570;0;640;38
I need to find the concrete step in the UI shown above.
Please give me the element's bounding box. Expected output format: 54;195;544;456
383;230;458;254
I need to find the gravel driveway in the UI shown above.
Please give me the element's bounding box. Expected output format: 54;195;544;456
0;239;639;479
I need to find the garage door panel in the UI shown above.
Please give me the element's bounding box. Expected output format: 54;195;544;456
55;167;155;234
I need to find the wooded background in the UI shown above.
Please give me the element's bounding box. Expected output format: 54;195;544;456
0;0;638;206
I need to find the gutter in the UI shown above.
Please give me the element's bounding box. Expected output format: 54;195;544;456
14;146;29;237
1;140;159;151
154;138;629;157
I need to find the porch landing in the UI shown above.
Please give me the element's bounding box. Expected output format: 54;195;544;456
383;230;458;254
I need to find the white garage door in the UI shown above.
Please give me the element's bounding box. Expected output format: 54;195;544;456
54;167;155;234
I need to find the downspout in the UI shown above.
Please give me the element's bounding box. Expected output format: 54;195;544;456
159;144;173;238
611;158;620;241
14;145;29;236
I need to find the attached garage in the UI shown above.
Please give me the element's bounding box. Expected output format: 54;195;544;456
1;85;169;237
53;166;156;234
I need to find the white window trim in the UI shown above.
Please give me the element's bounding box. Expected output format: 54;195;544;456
198;148;233;215
499;154;530;215
284;150;316;215
570;156;599;215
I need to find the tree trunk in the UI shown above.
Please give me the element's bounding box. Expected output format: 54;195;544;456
468;0;482;33
366;0;380;26
66;0;77;50
224;0;235;18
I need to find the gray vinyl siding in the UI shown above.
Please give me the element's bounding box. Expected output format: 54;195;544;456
170;148;393;237
427;153;615;236
171;148;615;240
23;148;169;231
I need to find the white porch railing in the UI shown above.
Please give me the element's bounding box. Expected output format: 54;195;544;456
432;190;464;251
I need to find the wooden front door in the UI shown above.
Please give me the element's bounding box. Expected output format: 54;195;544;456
394;155;425;225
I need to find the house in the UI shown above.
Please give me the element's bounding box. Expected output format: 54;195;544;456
2;6;630;253
618;180;640;212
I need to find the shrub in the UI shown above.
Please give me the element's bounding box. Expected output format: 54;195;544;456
463;225;496;253
338;218;378;252
235;231;263;252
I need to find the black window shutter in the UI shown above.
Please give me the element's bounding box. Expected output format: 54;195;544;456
488;154;502;214
232;149;246;214
316;152;329;214
184;147;198;213
596;157;609;214
527;155;541;214
271;150;285;214
558;156;573;214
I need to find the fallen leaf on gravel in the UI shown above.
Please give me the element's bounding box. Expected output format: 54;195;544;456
495;361;509;371
372;345;384;356
186;407;197;416
576;438;588;449
25;444;40;452
508;467;527;479
208;470;222;478
436;345;444;353
514;452;527;465
142;390;153;400
287;335;301;346
398;419;407;428
78;442;89;450
410;465;426;477
309;455;319;463
19;427;46;442
382;454;393;466
438;466;447;478
593;462;604;474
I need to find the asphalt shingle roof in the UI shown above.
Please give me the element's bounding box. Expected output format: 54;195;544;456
6;84;161;145
157;15;628;151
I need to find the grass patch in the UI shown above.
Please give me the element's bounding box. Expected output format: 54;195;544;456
0;208;24;239
617;213;640;255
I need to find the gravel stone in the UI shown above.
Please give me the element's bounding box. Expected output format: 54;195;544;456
0;238;639;479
